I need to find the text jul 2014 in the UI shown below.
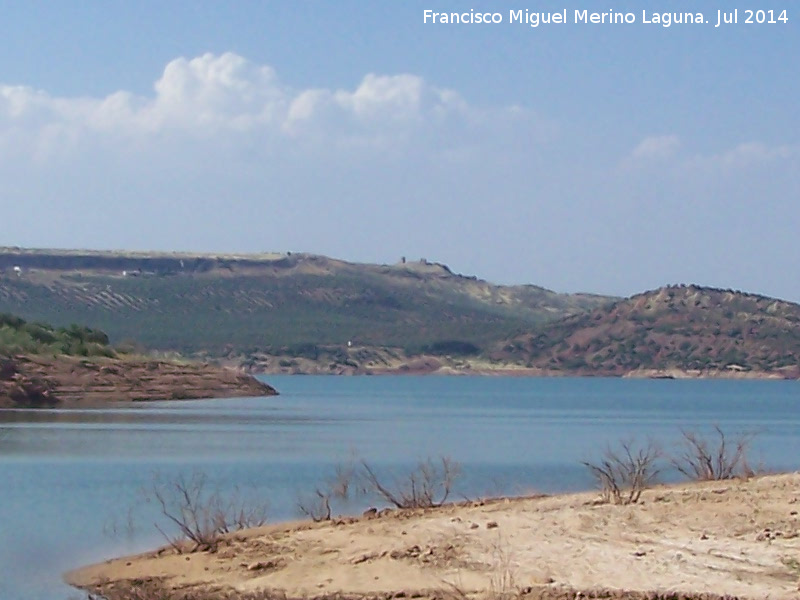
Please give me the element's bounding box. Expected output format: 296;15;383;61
423;9;788;28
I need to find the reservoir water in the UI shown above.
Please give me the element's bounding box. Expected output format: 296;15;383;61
0;376;798;600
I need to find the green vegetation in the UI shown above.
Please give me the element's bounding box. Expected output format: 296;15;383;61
0;313;115;358
0;250;613;357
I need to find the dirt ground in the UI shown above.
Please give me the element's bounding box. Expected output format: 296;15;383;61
67;473;800;600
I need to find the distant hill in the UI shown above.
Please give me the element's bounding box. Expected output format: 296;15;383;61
0;248;614;356
491;285;800;378
7;250;793;378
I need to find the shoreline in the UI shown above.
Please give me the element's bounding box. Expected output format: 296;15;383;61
66;473;800;600
250;365;796;380
238;349;798;379
0;354;276;409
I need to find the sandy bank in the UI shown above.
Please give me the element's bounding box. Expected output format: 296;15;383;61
67;473;800;600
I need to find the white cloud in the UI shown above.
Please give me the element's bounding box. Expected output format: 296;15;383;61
0;52;564;263
148;53;287;131
621;134;797;176
629;134;681;161
0;52;515;158
696;141;797;170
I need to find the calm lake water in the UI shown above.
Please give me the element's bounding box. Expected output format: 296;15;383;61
1;376;799;600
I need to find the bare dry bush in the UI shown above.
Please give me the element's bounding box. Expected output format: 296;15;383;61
441;536;524;600
487;537;523;600
582;439;661;505
297;488;333;522
671;426;756;481
148;471;268;553
359;456;461;509
297;456;461;520
297;463;355;522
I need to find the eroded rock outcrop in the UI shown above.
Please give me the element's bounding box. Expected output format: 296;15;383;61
0;354;276;408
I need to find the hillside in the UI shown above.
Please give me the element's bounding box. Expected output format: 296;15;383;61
5;250;796;378
0;248;614;356
0;313;275;408
491;285;800;378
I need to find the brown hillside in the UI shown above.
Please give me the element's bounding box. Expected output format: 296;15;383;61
491;285;800;378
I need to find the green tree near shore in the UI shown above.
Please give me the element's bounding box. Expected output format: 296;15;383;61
0;313;115;358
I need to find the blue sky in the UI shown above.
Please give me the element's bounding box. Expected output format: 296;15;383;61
0;1;798;299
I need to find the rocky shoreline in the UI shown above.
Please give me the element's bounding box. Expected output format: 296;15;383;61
244;354;797;379
233;344;799;379
0;354;276;408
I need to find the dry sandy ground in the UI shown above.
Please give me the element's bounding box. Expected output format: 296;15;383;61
67;474;800;599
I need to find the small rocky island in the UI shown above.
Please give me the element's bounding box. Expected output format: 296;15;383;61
0;314;275;408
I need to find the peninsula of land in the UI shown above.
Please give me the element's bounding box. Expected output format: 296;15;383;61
0;354;275;408
0;314;275;408
67;473;800;600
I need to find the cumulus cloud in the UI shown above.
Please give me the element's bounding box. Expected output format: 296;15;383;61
0;51;561;266
0;52;524;159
